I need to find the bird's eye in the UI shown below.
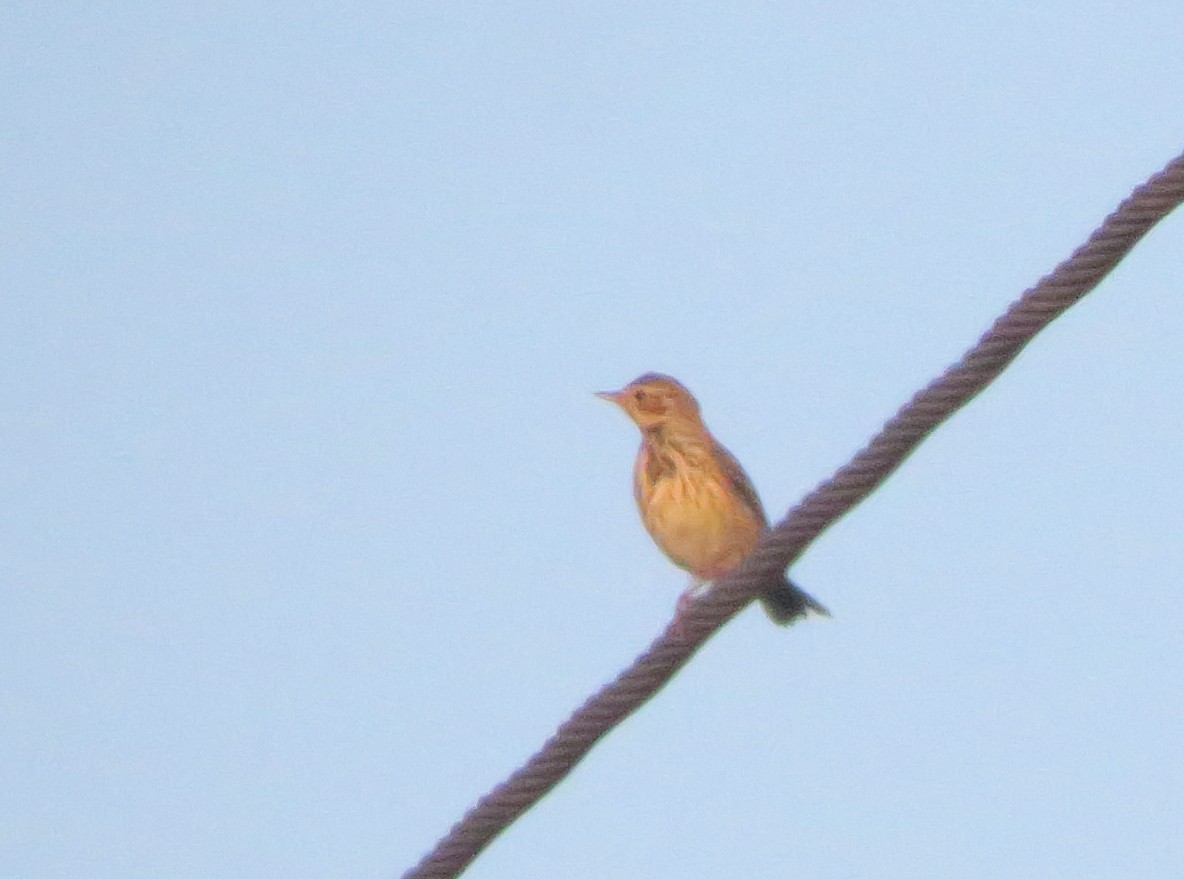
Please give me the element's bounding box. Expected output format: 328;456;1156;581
633;389;646;402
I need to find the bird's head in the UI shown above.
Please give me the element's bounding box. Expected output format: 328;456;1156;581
596;372;702;431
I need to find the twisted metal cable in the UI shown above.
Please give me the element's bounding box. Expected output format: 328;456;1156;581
402;151;1184;879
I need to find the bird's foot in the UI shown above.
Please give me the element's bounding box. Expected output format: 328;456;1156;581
668;580;712;640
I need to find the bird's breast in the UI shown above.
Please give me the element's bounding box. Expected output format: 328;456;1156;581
634;452;761;579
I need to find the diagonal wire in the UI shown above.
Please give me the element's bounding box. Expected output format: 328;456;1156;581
402;150;1184;879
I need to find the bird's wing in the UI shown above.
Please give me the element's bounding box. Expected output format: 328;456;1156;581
711;440;770;526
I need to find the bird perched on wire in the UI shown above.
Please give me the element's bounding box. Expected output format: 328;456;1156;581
597;372;828;627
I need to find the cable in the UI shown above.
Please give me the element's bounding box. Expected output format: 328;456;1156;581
402;150;1184;879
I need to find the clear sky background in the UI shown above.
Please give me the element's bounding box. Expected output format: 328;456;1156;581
3;4;1184;878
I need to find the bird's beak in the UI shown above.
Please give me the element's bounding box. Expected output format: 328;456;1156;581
595;389;623;405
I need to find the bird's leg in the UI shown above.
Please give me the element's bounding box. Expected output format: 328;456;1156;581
685;576;712;599
669;576;712;638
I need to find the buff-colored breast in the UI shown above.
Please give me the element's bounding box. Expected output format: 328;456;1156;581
634;450;762;580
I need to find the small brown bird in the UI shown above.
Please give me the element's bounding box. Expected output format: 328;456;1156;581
598;372;828;626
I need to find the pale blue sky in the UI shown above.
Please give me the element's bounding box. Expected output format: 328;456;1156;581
3;4;1184;878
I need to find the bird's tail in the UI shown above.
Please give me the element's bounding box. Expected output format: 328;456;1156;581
760;574;830;625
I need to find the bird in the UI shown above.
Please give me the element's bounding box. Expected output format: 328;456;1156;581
597;372;828;627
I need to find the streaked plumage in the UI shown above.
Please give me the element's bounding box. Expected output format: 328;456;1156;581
598;372;827;625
